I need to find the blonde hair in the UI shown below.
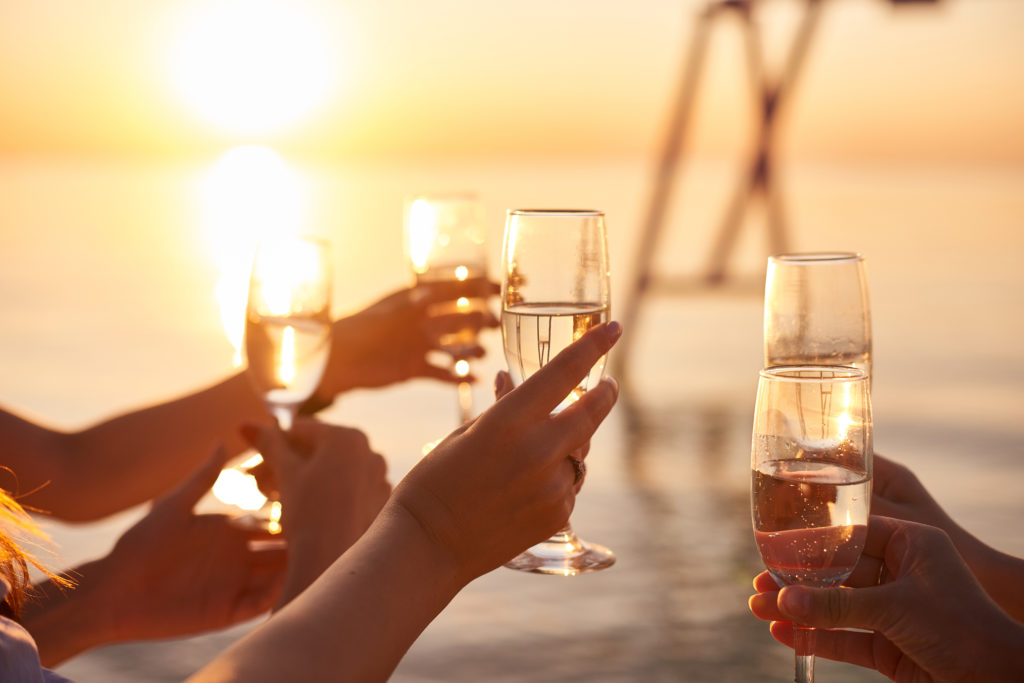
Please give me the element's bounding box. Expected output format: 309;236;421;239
0;483;73;617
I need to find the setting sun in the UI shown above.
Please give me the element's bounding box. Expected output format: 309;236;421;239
168;0;336;135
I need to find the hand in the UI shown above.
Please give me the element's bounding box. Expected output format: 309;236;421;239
748;515;1024;682
494;370;591;494
870;453;957;531
391;321;621;583
871;454;1024;621
309;279;500;404
242;419;391;607
100;447;288;643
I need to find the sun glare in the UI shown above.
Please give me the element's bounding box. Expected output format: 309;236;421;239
169;0;335;135
199;145;306;363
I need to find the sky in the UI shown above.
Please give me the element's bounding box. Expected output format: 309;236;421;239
0;0;1022;163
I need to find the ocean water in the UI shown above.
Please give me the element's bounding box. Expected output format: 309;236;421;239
1;155;1022;682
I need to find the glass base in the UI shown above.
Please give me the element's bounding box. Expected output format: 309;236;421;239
504;528;615;576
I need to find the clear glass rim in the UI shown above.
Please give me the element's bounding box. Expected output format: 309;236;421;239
507;208;603;217
760;365;868;383
405;191;480;203
769;251;862;264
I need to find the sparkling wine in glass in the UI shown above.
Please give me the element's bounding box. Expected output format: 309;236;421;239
217;235;332;532
500;208;614;575
404;193;489;425
751;366;873;683
764;252;872;375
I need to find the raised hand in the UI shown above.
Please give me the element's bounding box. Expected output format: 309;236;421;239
748;515;1024;682
391;320;621;583
308;279;500;405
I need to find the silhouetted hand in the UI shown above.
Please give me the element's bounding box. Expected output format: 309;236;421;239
102;446;286;639
242;418;391;608
870;454;1024;621
309;280;500;406
748;515;1024;682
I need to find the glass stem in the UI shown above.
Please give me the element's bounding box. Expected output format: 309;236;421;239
794;625;816;683
272;405;296;432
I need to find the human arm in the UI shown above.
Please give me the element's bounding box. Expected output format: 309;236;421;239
0;372;272;522
188;321;622;683
20;447;287;666
871;453;1024;621
748;515;1024;682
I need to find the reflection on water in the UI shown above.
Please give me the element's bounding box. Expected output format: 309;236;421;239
0;158;1021;682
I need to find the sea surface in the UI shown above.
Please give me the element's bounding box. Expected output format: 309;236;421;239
1;155;1022;682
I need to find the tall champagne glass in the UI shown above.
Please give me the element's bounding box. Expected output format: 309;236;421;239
404;193;489;425
751;366;873;683
764;253;872;375
216;236;332;531
500;208;615;575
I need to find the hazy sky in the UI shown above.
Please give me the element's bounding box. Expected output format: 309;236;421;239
1;0;1021;162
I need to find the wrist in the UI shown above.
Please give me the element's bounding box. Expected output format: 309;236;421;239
21;559;119;666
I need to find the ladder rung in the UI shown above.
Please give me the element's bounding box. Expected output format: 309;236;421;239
644;274;763;297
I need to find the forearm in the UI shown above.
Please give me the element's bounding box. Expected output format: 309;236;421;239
27;372;271;521
21;559;117;667
192;504;466;683
950;526;1024;623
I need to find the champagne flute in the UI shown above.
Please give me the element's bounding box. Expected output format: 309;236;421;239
751;366;873;683
404;193;489;425
764;252;872;375
244;235;333;431
500;208;615;575
215;235;332;532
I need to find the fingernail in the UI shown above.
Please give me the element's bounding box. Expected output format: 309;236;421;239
494;372;506;394
605;321;622;341
604;376;619;392
780;586;811;619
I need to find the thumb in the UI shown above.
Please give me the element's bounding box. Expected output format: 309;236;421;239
778;584;893;632
159;444;232;513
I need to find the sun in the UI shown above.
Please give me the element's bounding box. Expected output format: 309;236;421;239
169;0;336;135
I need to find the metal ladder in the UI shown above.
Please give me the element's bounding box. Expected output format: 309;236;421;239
612;0;827;391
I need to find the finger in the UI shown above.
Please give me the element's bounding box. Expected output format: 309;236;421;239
843;550;886;588
769;621;897;673
418;362;480;385
860;515;906;559
753;570;781;593
508;322;622;419
494;371;513;399
416;277;500;305
544;376;619;459
159;445;233;513
424;310;499;336
777;583;895;632
748;590;784;622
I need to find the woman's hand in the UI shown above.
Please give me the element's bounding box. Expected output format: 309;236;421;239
390;321;621;583
748;515;1024;682
241;419;391;607
308;279;499;405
